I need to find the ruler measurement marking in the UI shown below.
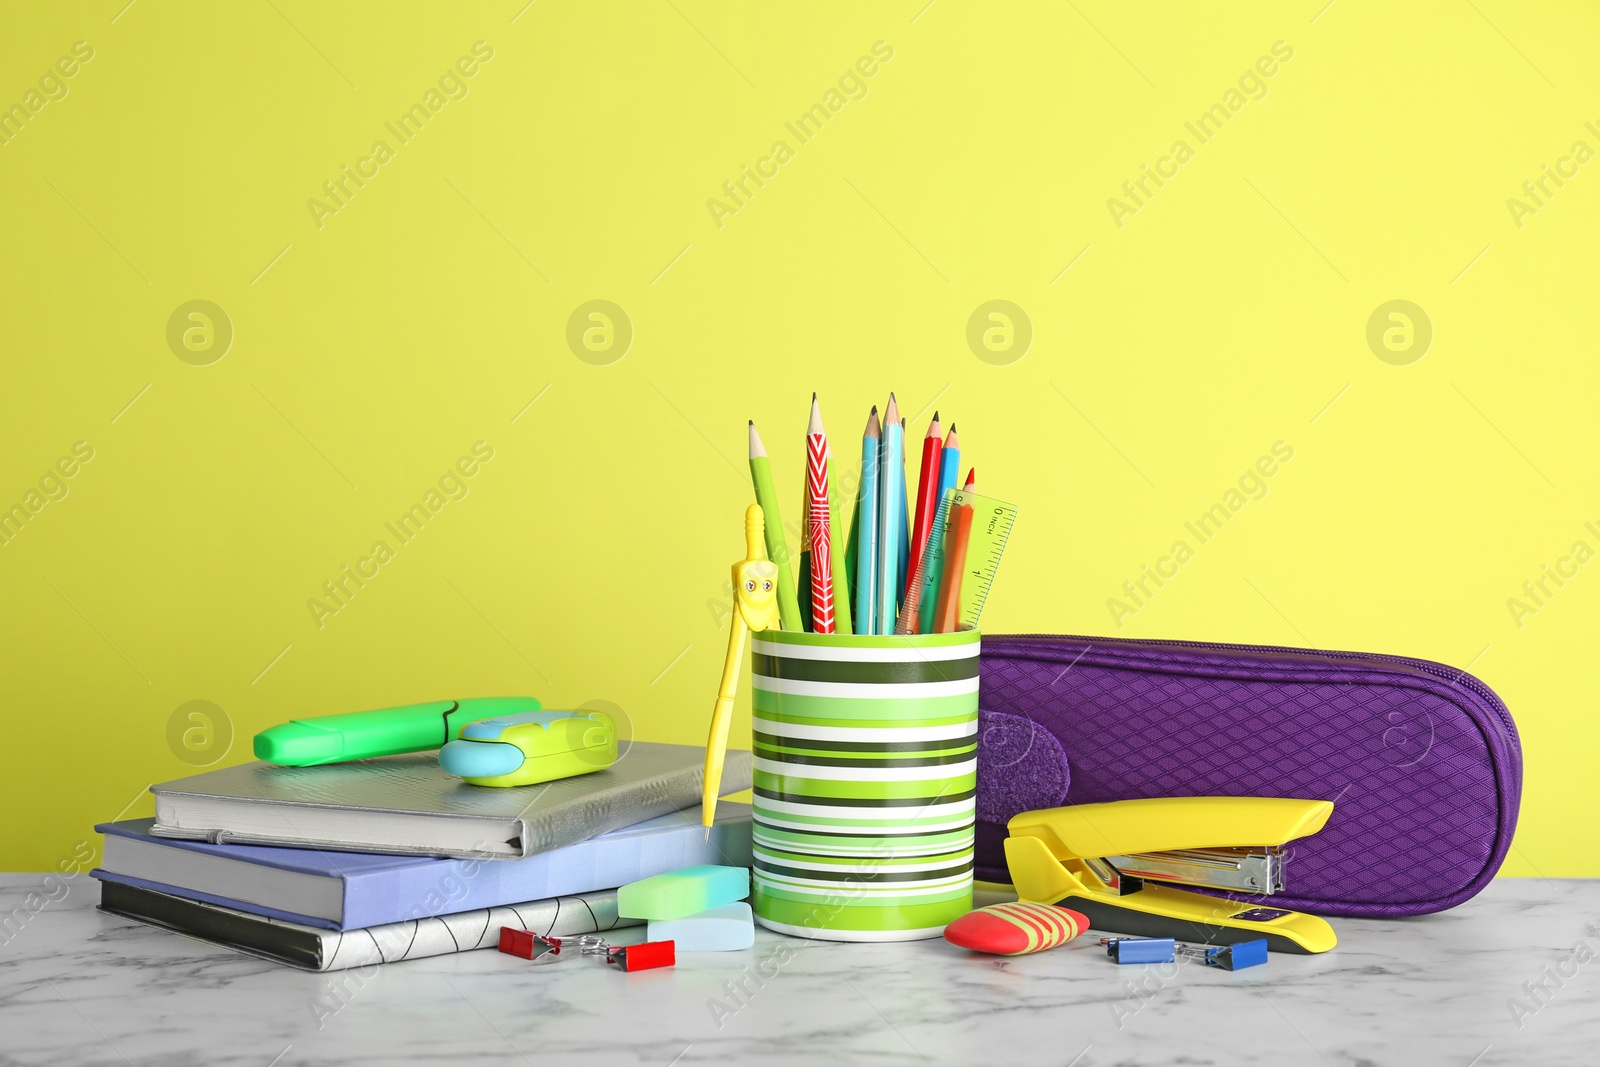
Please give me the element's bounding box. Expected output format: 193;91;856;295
897;489;1017;633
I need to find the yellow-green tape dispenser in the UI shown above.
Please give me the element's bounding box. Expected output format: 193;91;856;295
439;709;617;787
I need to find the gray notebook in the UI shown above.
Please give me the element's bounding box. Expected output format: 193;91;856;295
149;742;752;860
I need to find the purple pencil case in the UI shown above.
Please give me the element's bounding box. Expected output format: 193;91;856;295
975;635;1521;917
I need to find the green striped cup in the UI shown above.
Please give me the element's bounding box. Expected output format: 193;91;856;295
749;627;980;942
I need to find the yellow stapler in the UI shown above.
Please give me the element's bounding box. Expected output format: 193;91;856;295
1004;796;1337;954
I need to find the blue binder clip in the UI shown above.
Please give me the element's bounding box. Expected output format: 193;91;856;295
1102;937;1176;964
1178;938;1269;971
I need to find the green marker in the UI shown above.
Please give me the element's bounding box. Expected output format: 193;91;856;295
843;479;861;622
826;449;852;635
253;696;541;766
748;420;802;631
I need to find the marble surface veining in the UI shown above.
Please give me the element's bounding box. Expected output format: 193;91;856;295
1;874;1597;1066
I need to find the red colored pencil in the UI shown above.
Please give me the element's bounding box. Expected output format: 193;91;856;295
807;395;836;633
907;413;943;598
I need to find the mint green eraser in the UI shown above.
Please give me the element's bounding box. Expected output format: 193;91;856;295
648;902;755;951
617;864;749;921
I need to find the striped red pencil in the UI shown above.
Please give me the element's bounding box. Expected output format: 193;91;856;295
806;394;836;633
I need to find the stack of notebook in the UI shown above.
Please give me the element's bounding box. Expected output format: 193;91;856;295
94;743;754;971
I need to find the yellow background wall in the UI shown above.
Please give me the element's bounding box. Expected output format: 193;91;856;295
1;2;1593;875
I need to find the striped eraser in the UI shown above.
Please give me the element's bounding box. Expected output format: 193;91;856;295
943;902;1089;956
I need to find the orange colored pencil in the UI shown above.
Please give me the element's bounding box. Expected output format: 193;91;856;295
932;468;976;633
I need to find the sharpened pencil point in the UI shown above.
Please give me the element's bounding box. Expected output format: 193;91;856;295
871;405;878;414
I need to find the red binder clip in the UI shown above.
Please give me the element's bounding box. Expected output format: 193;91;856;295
498;928;674;972
604;940;675;972
498;927;563;962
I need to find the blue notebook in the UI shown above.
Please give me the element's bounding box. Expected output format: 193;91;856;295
93;804;751;931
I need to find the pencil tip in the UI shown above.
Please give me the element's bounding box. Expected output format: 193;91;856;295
748;419;754;425
933;411;939;421
949;423;957;433
812;391;817;400
871;404;878;414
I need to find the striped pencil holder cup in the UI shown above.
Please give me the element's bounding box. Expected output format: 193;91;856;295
749;627;980;942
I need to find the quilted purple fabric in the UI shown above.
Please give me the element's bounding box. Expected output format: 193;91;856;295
976;635;1522;917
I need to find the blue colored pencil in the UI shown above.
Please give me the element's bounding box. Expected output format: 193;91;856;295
938;423;961;500
855;407;881;633
920;424;961;636
877;394;905;636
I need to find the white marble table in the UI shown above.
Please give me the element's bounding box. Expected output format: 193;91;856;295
1;874;1595;1066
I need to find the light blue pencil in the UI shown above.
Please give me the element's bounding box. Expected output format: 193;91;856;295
938;423;961;500
855;407;881;633
877;393;905;636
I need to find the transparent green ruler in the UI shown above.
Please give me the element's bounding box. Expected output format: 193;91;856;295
898;488;1018;634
